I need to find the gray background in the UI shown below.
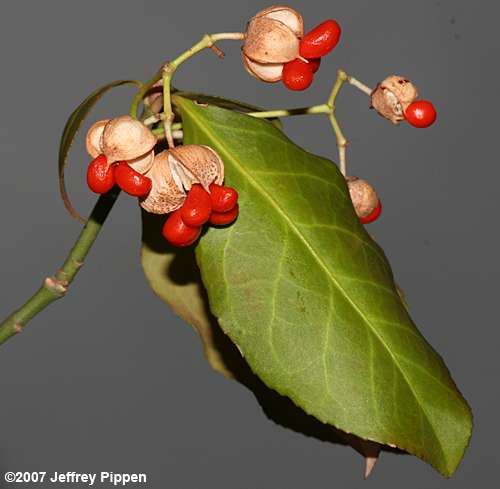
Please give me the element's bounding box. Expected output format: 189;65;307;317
0;0;497;487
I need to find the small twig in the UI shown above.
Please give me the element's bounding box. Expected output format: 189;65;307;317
328;113;348;176
347;75;373;96
0;190;119;346
326;70;349;176
210;44;225;59
247;104;330;119
324;69;371;176
143;114;161;126
160;32;245;149
0;32;247;348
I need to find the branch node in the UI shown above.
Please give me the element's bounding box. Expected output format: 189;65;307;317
14;323;23;334
44;277;68;297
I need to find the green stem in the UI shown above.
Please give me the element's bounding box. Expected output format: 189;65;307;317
129;71;163;118
0;190;119;345
0;33;246;347
329;113;348;176
326;69;349;176
247;104;330;119
327;69;348;108
161;32;245;148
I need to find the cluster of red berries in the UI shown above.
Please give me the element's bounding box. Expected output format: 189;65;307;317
87;156;239;248
163;183;239;247
282;20;341;91
86;156;152;197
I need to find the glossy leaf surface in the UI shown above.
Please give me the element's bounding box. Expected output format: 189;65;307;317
171;96;472;476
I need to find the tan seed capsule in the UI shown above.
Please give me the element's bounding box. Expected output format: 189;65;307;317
254;5;304;37
101;115;157;163
139;151;186;215
244;16;300;64
242;53;283;82
86;119;110;158
371;76;418;124
346;176;379;218
127;149;155;175
167;145;224;191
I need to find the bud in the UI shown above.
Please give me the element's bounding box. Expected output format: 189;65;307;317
242;6;303;83
346;176;379;219
370;76;418;124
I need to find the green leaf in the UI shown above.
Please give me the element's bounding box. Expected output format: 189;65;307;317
58;79;142;222
140;211;373;457
173;95;472;477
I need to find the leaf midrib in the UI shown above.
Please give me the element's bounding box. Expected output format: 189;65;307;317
184;104;449;471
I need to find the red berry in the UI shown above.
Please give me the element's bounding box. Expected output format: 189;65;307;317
299;20;341;58
404;100;437;128
87;155;115;194
282;59;314;91
307;57;321;74
209;204;239;226
114;161;152;197
162;209;201;247
181;184;213;227
209;183;239;213
359;200;382;225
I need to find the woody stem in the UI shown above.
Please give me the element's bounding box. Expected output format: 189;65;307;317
0;82;168;347
0;189;119;346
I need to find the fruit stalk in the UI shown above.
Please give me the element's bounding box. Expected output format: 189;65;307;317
160;32;245;148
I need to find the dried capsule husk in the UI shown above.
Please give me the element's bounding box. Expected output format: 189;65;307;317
346;176;379;218
254;5;304;38
244;16;300;64
101;116;157;162
127;149;155;175
86;119;110;158
242;53;283;82
167;145;224;191
139;151;186;214
370;76;418;124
